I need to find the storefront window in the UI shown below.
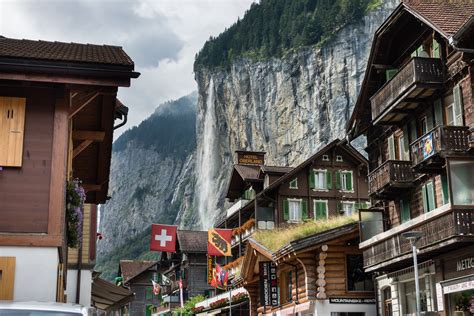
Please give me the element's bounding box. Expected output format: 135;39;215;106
449;290;474;315
403;280;428;314
347;255;374;292
449;160;474;205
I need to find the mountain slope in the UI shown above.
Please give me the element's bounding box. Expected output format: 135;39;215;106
96;93;198;280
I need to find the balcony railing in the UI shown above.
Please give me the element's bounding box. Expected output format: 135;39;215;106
368;160;414;198
361;207;473;270
371;57;444;124
411;125;470;172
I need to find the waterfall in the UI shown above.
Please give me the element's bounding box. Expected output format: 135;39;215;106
196;78;219;229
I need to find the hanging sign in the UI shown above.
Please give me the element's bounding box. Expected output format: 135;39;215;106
259;261;279;307
207;255;215;285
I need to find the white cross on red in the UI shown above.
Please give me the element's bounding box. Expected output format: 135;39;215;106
155;229;173;247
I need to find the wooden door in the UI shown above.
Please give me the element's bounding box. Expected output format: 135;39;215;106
0;257;16;300
0;97;26;167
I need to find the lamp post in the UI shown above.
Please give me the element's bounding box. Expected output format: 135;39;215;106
402;231;423;316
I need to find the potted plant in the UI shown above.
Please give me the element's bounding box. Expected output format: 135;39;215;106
66;179;86;248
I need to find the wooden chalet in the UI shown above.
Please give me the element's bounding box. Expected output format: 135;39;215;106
241;223;375;316
0;36;138;302
347;1;474;315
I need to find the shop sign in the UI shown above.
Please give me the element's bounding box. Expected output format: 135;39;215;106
457;257;474;271
443;280;474;294
329;298;376;304
207;255;215;285
259;261;279;307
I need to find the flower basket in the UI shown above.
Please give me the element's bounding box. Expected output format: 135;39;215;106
66;179;86;248
192;306;204;314
209;298;229;309
231;292;249;303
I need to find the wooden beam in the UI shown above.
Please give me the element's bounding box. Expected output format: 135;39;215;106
68;92;100;119
83;184;102;192
73;140;93;158
72;130;105;142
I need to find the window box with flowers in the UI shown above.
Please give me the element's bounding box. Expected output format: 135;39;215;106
66;179;86;248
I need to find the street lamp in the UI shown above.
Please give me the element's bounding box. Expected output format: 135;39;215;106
402;231;423;316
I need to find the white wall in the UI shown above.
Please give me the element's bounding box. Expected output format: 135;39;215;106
315;300;377;316
66;269;92;307
0;246;58;302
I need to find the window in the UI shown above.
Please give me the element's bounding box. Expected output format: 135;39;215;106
337;170;353;192
388;135;395;160
452;84;464;126
441;174;450;205
331;313;365;316
0;97;26;167
382;287;392;316
322;154;329;161
314;200;328;220
400;199;411;223
145;287;153;300
340;201;355;216
420;116;428;135
446;103;455;126
397;135;409;161
310;169;332;191
289;178;298;189
448;159;474;205
285;271;293;303
243;187;255;200
422;181;436;212
346;255;373;292
283;199;308;222
336;155;343;162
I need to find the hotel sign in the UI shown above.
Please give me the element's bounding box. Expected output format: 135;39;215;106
330;298;376;304
207;255;215;285
237;153;264;165
259;261;279;307
457;257;474;271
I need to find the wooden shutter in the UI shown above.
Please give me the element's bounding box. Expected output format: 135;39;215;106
0;257;15;300
434;99;443;127
326;170;332;190
426;107;434;131
335;170;341;189
346;172;353;191
441;174;450;205
422;184;428;213
453;84;464;126
315;201;327;220
388;135;396;160
427;181;436;211
432;39;440;58
301;200;308;220
0;97;26;167
402;126;410;160
283;200;290;221
309;170;315;189
410;119;418;143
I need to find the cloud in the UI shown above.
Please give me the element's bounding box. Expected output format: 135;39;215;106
0;0;255;137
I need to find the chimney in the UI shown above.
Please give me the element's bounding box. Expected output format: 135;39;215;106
235;150;266;166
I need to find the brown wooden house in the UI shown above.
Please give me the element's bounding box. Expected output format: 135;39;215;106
0;36;138;302
241;222;376;316
347;2;474;315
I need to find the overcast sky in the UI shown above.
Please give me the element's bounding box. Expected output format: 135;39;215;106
0;0;254;134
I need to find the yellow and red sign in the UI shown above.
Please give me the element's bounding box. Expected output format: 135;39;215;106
208;229;232;256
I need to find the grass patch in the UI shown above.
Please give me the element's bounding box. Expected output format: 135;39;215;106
252;215;358;252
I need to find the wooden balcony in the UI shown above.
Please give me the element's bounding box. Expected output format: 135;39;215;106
360;206;474;271
411;125;470;173
371;57;444;125
368;160;414;199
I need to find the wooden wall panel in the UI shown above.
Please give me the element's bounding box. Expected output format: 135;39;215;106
0;87;55;233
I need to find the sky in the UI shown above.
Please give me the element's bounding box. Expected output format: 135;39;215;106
0;0;255;134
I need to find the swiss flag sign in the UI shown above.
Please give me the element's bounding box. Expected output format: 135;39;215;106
150;224;177;253
208;229;232;256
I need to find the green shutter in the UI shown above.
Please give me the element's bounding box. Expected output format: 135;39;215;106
283;199;289;221
145;305;153;316
434;99;443;127
309;170;315;189
337;201;342;213
400;199;411;223
336;171;341;189
146;287;152;300
326;171;332;190
346;172;353;191
410;119;418;143
388;135;396;160
402;126;410;160
441;174;449;205
432;39;440;58
426;107;434;131
315;201;327;220
301;200;308;220
427;181;436;211
385;69;398;81
422;185;428;213
453;84;464;126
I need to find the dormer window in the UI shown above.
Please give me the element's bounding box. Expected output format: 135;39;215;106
289;178;298;189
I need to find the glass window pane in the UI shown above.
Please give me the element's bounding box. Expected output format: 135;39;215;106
449;160;474;205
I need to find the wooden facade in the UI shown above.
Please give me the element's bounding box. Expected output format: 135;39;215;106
0;36;138;302
347;2;474;315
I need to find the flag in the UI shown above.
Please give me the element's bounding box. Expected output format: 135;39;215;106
211;264;229;290
151;280;161;295
208;229;232;256
150;224;177;253
178;279;184;308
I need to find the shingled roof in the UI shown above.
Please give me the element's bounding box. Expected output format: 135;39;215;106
177;230;208;253
0;36;134;67
119;260;157;283
234;164;261;181
404;0;474;38
260;165;293;174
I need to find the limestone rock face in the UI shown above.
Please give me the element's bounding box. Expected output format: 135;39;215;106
194;1;397;228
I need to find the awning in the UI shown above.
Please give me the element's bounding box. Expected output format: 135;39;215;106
91;277;134;311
